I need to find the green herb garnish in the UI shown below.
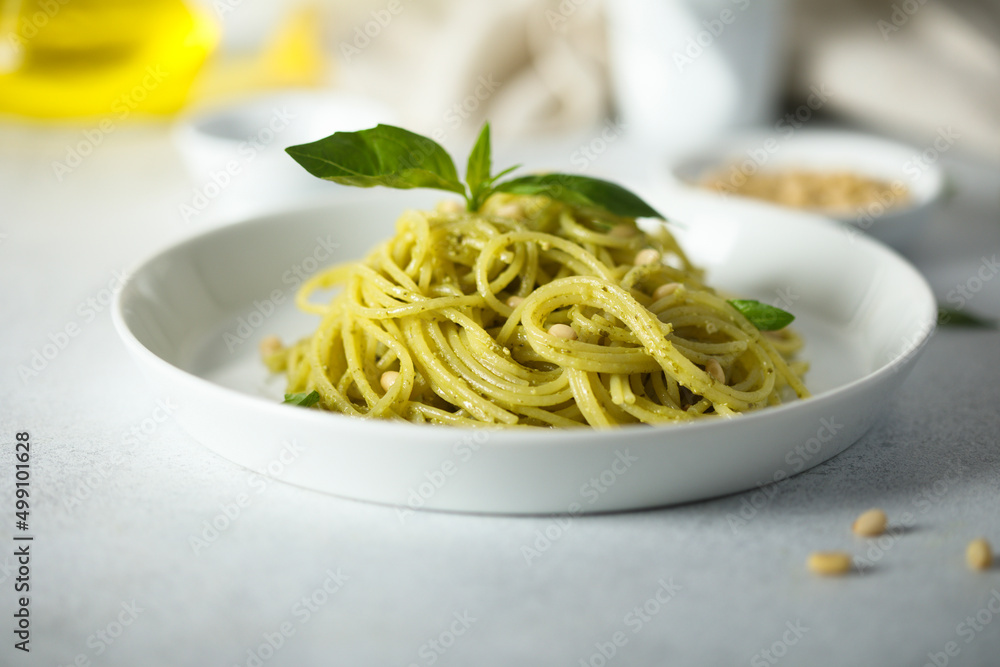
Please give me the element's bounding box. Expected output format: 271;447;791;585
937;306;997;329
283;390;321;407
728;299;795;331
285;122;664;219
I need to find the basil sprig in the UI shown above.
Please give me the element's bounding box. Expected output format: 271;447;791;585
283;390;321;407
287;123;799;330
937;306;996;329
286;122;664;219
727;299;795;331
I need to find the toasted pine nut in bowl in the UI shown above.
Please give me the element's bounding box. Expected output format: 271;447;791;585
665;128;945;250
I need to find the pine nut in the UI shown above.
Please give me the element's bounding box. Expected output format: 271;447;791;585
258;335;282;357
495;203;523;218
609;223;637;238
705;358;725;384
548;323;577;340
652;282;680;300
852;509;888;537
966;538;993;571
380;370;400;392
634;248;661;266
506;296;524;308
807;551;852;576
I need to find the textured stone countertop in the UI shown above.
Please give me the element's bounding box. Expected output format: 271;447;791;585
1;122;998;667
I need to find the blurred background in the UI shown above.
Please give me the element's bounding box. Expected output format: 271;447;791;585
0;0;997;222
3;5;999;665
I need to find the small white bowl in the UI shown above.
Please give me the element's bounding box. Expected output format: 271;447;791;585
112;191;936;514
666;128;944;249
172;89;397;220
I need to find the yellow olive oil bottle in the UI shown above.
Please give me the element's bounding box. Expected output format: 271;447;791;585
0;0;218;118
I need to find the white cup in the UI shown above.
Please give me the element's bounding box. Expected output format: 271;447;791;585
605;0;788;156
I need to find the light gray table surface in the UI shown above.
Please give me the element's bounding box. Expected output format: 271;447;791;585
1;121;999;667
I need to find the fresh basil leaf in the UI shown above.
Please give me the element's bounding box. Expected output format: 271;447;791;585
285;124;466;196
493;173;664;219
727;299;795;331
283;390;321;407
285;122;667;220
937;306;996;329
466;122;492;211
491;164;520;182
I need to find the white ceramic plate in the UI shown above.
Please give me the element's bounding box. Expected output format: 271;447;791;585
665;128;944;249
113;190;936;514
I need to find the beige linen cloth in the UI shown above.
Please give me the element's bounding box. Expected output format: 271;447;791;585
787;0;1000;161
328;0;998;159
332;0;610;145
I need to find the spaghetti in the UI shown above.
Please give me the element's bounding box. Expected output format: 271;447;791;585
263;194;809;427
